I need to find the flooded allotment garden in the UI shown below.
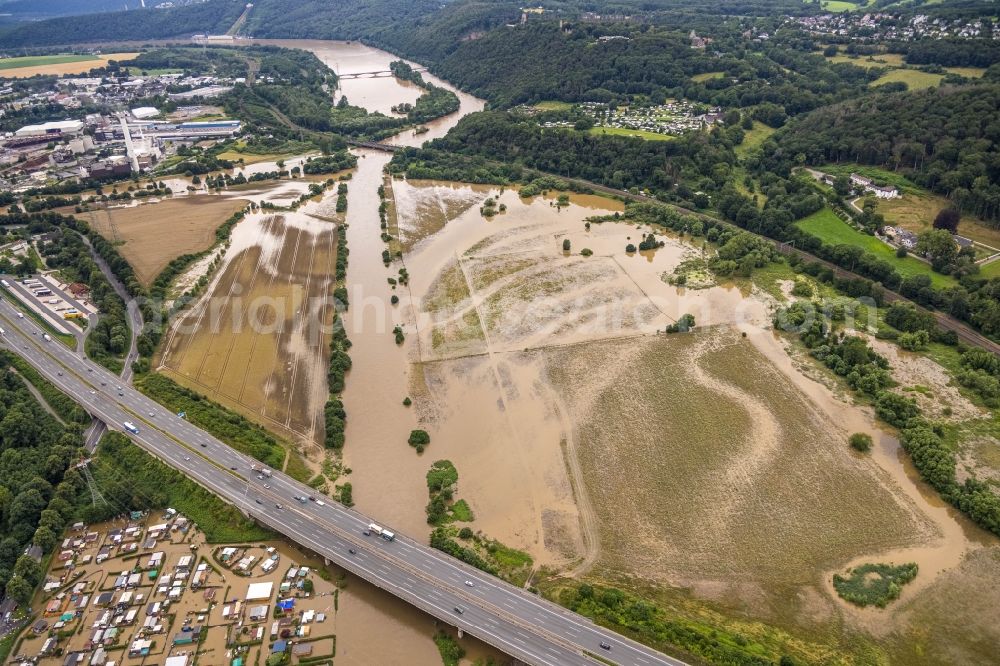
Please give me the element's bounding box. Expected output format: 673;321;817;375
6;512;496;666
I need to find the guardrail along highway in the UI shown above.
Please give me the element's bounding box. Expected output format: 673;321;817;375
0;297;686;666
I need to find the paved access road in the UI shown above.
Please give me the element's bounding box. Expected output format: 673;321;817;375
0;297;686;666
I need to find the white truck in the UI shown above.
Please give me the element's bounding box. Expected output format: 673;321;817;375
42;334;51;341
123;422;139;435
367;523;395;541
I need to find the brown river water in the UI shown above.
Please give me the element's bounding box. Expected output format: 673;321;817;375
227;40;497;664
144;37;999;662
271;37;997;654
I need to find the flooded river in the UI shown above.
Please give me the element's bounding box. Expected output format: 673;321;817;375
240;39;497;665
166;37;1000;664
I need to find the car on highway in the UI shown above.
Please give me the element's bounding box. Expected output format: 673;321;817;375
255;498;262;504
230;466;237;470
348;548;356;554
118;391;124;396
316;500;325;506
275;504;282;509
263;484;270;489
89;390;96;394
363;529;370;536
464;581;474;587
600;642;611;651
200;443;207;448
453;607;463;615
148;411;155;417
16;313;23;318
57;371;62;376
184;456;191;461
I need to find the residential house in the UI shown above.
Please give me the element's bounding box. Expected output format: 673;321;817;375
850;173;898;199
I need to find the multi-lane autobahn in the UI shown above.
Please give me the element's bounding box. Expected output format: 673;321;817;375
0;296;685;666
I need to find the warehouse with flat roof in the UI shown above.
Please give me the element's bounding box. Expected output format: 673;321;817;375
15;120;84;138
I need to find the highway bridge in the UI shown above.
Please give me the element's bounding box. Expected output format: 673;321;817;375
0;296;685;666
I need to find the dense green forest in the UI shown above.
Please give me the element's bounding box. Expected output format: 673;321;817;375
0;0;243;46
422;20;877;111
900;38;1000;68
424;110;740;195
771;84;1000;224
0;356;83;605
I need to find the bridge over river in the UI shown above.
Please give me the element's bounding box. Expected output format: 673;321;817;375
336;66;428;79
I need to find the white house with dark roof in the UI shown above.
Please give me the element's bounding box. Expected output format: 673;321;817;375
850;173;899;199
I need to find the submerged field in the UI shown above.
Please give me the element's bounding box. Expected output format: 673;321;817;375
84;196;249;285
338;171;1000;664
546;330;929;603
156;205;339;449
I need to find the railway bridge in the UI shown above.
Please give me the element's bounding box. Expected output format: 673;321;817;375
336;66;428;79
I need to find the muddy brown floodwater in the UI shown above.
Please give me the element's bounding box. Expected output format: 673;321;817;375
338;170;1000;659
189;38;999;664
228;40;499;665
252;39;484;145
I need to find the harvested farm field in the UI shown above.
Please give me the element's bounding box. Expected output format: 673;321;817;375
155;203;340;449
0;52;139;77
83;196;250;285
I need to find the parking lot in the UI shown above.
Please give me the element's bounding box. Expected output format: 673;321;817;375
1;274;97;336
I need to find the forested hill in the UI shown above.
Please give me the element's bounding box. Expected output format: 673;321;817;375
0;0;814;49
426;20;878;110
770;82;1000;224
0;0;244;47
0;0;488;49
241;0;517;64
